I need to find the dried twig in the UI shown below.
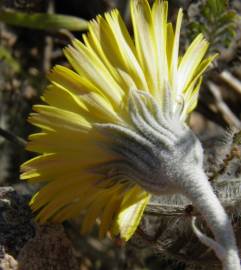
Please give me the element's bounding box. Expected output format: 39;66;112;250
145;202;192;217
220;71;241;96
0;127;27;147
43;0;54;73
208;81;241;128
58;29;75;42
209;145;241;181
145;178;241;217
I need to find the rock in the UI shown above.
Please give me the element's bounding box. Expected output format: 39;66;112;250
0;247;18;270
0;187;34;257
18;224;79;270
0;187;79;270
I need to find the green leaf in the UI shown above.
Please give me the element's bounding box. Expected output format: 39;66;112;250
0;9;88;31
0;46;20;73
187;0;238;53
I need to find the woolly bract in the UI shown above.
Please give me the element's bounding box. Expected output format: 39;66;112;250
21;0;214;241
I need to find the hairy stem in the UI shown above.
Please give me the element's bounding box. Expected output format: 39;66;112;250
181;169;240;270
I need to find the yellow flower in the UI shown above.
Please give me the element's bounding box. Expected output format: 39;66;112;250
21;0;215;241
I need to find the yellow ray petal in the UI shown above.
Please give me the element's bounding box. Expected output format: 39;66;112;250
30;172;97;211
26;129;103;154
81;184;122;234
99;192;123;239
83;24;128;91
21;147;116;181
81;199;106;234
49;65;102;97
182;77;203;119
42;84;88;114
177;34;209;94
152;0;168;97
48;65;122;122
131;0;157;94
111;185;151;241
34;181;103;223
104;10;148;91
64;41;123;105
50;187;107;223
188;54;217;92
166;22;174;76
177;55;216;117
48;67;120;122
170;8;183;92
30;105;91;132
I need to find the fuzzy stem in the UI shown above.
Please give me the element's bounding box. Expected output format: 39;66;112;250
180;169;240;270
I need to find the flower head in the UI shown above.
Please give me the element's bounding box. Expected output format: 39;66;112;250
21;0;215;241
